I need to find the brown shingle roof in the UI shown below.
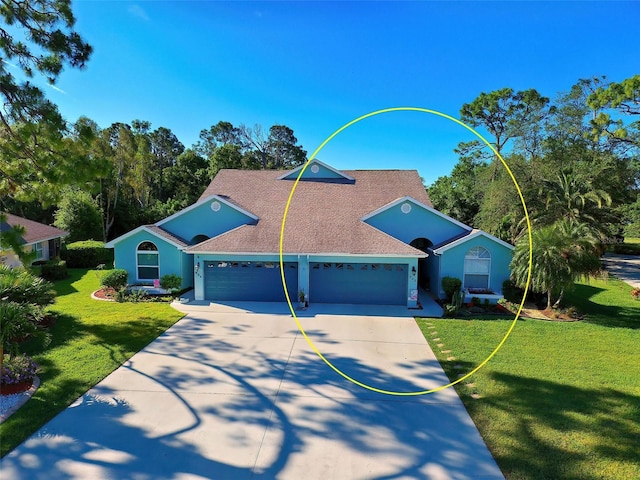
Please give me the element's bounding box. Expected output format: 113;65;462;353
187;169;431;256
1;213;68;245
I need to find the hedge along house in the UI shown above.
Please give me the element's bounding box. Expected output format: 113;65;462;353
1;213;68;268
105;160;514;307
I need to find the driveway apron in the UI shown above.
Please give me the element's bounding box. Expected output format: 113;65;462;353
1;301;504;480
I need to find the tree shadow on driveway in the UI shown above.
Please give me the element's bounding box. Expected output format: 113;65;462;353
2;313;504;479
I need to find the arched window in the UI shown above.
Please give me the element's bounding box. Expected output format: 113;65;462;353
464;246;490;290
137;241;159;281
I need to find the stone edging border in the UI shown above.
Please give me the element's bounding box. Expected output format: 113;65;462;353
91;290;115;302
0;376;40;424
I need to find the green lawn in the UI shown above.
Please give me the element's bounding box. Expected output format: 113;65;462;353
417;277;640;480
0;269;184;457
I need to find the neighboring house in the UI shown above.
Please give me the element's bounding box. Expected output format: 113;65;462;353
105;160;514;307
0;213;68;268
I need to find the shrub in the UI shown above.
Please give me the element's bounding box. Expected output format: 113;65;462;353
502;279;524;303
443;304;458;317
101;269;129;290
160;274;182;293
62;240;113;268
442;276;462;302
0;265;56;306
53;187;103;243
40;260;68;281
0;354;39;385
115;287;149;303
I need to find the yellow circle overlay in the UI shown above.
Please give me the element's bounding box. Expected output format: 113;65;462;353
279;107;533;396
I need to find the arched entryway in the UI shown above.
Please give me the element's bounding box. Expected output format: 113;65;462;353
410;237;433;291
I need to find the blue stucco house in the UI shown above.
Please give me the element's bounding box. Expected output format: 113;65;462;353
105;160;513;307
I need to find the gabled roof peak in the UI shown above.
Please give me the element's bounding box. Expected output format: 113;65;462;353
278;159;355;183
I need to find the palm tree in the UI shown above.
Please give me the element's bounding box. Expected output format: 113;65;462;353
0;265;56;307
0;302;40;373
534;172;613;237
511;220;602;309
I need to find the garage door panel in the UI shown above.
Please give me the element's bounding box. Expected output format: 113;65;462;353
205;261;298;302
310;263;407;305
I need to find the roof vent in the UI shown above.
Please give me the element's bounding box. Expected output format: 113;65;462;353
310;164;320;174
401;203;412;214
211;201;221;212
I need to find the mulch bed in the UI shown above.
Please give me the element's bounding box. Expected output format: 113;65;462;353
92;288;117;301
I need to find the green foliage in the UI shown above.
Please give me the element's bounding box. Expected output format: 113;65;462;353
115;287;149;303
441;276;462;302
587;74;640;148
502;279;524;303
0;265;56;306
53;188;103;242
160;274;182;293
100;269;128;290
62;240;113;268
460;87;552;157
427;147;486;226
0;301;40;359
0;0;95;203
510;220;602;309
1;354;39;385
40;260;68;281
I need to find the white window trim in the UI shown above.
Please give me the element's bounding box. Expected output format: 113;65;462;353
136;241;160;282
463;246;491;290
33;242;43;260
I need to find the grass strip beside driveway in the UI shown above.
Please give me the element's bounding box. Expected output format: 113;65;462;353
417;278;640;480
0;269;184;457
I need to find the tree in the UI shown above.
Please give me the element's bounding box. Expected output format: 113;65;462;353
0;0;93;200
53;188;103;242
149;126;184;201
1;0;93;255
510;220;602;309
239;123;307;170
198;121;307;175
96;122;137;240
427;142;487;226
196;121;242;159
587;75;640;150
534;171;613;237
460;87;552;160
264;124;307;169
163;149;209;208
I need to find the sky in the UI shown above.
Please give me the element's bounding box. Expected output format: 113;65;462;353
28;1;640;185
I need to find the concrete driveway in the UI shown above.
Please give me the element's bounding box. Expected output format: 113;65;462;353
1;301;503;480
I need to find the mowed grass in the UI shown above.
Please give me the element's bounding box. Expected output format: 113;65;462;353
0;269;184;457
417;277;640;480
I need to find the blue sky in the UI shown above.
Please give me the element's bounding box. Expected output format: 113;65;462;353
37;1;640;184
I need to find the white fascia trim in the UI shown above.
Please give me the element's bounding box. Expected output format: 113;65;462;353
156;194;258;227
361;196;472;231
105;226;186;250
189;251;425;258
433;230;515;254
23;233;68;246
277;159;355;181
